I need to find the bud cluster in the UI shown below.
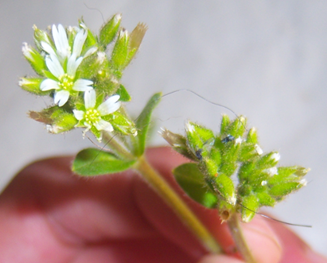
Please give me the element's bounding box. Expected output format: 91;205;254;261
20;15;146;141
161;115;309;222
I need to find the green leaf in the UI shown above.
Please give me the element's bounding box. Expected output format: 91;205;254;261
134;92;161;156
116;84;131;102
173;163;218;208
72;148;136;176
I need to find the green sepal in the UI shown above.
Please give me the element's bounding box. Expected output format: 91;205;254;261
269;181;304;199
33;26;53;51
256;191;276;207
160;129;198;161
239;142;259;162
219;141;241;176
246;128;259;144
215;174;236;205
19;78;48;95
186;122;215;152
220;114;231;134
29;106;77;133
173;163;218;208
224;116;246;138
49;112;78;133
99;14;121;49
116;84;131;102
110;29;129;75
241;194;259;222
204;158;218;177
105;111;137;135
22;44;47;76
256;152;280;170
134;92;161;156
78;52;106;80
72;148;136;176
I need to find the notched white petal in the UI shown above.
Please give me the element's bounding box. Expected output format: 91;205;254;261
98;95;121;116
41;41;57;57
45;55;64;78
73;110;85;120
40;79;60;91
54;90;70;106
73;79;93;91
84;89;96;109
73;29;87;57
95;119;113;132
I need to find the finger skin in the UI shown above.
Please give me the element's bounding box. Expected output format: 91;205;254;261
0;146;325;263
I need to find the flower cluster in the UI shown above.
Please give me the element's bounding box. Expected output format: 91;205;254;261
20;15;146;141
161;115;309;222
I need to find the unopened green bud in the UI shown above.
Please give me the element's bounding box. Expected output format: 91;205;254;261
205;158;219;177
19;77;48;95
106;111;137;136
256;191;275;207
225;116;246;138
33;25;53;50
99;13;121;48
215;174;236;205
220;114;231;134
47;112;77;134
241;194;259;222
110;29;129;73
160;128;197;161
22;43;47;76
246;127;259;144
186;122;214;151
256;151;280;170
269;181;305;199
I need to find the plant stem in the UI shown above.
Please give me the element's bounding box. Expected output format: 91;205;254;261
133;155;222;254
227;213;256;263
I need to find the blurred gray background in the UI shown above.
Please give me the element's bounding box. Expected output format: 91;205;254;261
1;0;326;257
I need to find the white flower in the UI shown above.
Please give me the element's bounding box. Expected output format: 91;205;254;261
73;89;121;139
39;24;96;106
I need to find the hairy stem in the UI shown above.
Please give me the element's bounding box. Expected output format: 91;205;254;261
133;155;222;254
227;213;256;263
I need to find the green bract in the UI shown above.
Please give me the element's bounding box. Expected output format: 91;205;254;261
162;115;309;222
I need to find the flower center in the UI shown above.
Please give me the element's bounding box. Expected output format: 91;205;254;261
84;108;101;126
59;74;74;91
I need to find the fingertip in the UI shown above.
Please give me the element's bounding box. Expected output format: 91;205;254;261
240;216;282;263
198;254;244;263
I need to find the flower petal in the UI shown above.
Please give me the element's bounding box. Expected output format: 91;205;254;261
95;119;113;132
40;79;60;91
84;47;97;58
67;54;83;76
72;29;87;57
73;110;85;120
54;90;70;106
45;55;64;78
52;24;70;60
40;42;56;57
98;95;121;116
84;89;96;109
72;79;93;91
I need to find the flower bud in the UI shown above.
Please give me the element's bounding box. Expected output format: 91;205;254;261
19;77;48;95
99;13;121;48
33;25;53;50
22;43;47;76
215;174;236;205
